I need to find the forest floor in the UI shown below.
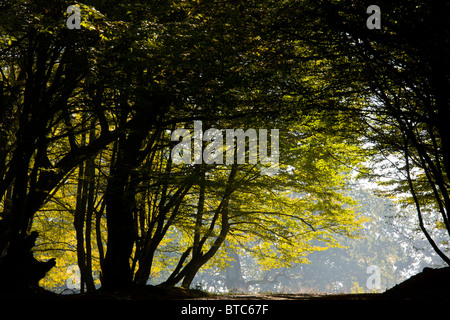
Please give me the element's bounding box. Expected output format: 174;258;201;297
194;292;381;300
203;265;450;300
6;286;385;300
4;266;450;300
77;266;450;300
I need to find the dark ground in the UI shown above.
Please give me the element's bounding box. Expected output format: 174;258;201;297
3;266;450;300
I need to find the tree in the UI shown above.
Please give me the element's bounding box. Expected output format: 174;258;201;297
271;0;450;265
0;0;142;292
0;0;108;292
0;0;374;294
195;187;445;294
155;113;366;288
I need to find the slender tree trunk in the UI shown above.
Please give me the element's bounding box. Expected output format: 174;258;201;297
164;165;237;288
404;137;450;266
74;159;87;293
84;124;97;292
74;123;97;293
95;198;106;273
134;183;192;284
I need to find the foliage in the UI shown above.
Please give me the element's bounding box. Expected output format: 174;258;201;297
193;188;445;294
2;0;446;295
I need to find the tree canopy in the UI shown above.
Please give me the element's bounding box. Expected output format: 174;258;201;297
0;0;449;296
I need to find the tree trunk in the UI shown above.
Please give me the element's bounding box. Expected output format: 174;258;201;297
74;159;87;293
164;165;237;288
84;125;97;292
74;123;96;293
101;126;147;289
102;165;138;290
134;183;192;284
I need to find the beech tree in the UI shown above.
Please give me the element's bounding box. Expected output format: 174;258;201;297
0;0;109;292
281;0;450;264
0;0;383;295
